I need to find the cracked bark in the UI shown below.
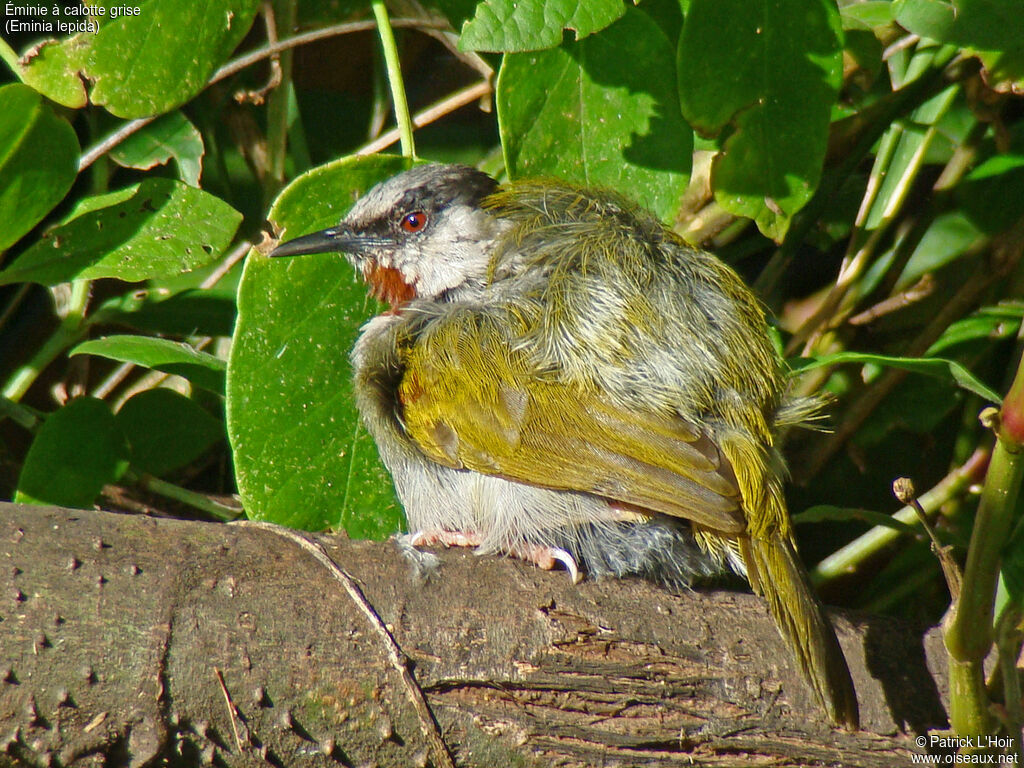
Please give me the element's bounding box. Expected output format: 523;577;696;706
0;502;949;767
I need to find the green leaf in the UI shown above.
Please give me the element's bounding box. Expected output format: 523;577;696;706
115;389;222;476
8;37;90;109
460;0;626;52
863;83;958;233
792;351;1002;403
15;397;129;509
894;0;1023;54
227;154;409;535
498;7;692;222
13;0;260;119
793;505;920;534
0;83;79;252
71;336;227;394
96;288;238;338
927;304;1024;356
109;111;205;186
0;178;241;286
8;0;258;117
840;1;895;30
677;0;843;240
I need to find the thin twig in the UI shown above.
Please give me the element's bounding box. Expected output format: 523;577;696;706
78;117;157;172
214;667;245;753
77;18;446;172
200;240;253;290
234;1;283;105
234;521;457;768
893;477;962;599
847;274;935;326
357;80;492;156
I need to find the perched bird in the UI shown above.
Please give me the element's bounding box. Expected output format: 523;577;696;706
270;163;859;728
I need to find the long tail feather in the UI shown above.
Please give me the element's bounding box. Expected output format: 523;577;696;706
748;534;859;729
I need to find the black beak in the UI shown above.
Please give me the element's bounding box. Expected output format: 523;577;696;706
269;226;361;258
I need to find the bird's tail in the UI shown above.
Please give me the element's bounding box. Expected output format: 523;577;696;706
746;533;860;729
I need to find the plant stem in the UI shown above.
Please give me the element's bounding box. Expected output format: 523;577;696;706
995;602;1024;762
372;0;415;159
263;0;296;204
125;470;242;521
0;396;40;431
945;354;1024;736
2;280;91;403
357;80;491;156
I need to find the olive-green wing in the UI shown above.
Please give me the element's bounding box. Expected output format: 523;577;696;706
398;327;745;535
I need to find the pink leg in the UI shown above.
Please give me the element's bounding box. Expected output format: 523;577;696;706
407;530;580;583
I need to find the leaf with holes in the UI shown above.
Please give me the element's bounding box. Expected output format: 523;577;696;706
0;178;241;286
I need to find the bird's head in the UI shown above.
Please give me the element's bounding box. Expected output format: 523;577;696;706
270;164;502;311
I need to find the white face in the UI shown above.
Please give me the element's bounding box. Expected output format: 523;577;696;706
341;165;507;302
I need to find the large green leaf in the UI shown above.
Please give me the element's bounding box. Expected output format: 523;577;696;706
71;336;227;394
13;0;260;118
227;154;409;535
15;397;129;509
498;6;692;222
460;0;625;52
0;84;79;252
0;178;241;286
677;0;843;240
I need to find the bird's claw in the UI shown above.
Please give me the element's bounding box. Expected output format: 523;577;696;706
405;531;581;583
516;545;580;584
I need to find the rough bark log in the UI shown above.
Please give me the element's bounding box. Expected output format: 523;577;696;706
0;502;949;767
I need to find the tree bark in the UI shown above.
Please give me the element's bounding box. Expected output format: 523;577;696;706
0;502;949;767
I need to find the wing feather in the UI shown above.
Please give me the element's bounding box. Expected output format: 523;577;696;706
398;319;745;535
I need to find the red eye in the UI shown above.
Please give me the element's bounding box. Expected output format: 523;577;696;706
400;211;427;233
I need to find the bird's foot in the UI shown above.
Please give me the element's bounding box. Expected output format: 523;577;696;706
406;530;580;583
509;544;581;584
407;529;483;548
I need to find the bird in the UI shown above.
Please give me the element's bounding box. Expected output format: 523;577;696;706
269;162;859;728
